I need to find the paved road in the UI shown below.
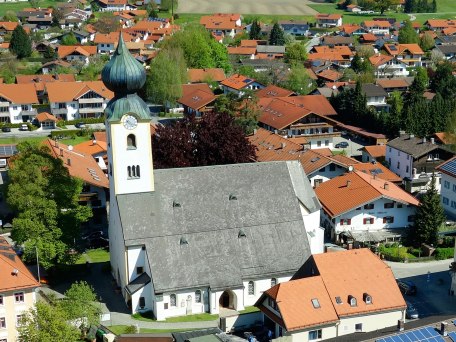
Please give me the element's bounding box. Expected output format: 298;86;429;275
333;135;364;157
0;123;106;139
387;260;456;320
178;0;318;15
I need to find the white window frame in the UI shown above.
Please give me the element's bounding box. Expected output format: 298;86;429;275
309;329;322;340
14;292;24;303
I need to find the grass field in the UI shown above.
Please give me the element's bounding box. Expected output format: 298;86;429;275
0;134;90;145
108;325;197;334
434;0;456;13
0;0;57;17
76;248;110;264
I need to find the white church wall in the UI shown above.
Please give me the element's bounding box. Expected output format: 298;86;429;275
126;246;146;282
155;288;209;320
131;283;153;313
242;277;290;308
301;207;324;254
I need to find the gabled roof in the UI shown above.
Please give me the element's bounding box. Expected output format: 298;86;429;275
16;73;76;92
0;236;40;292
315;171;419;217
340;24;363;34
312;249;406;317
0;21;19;31
436;156;456;178
362;145;386;158
383;43;424;56
0;83;38;104
256;84;295;98
369;54;394;67
200;13;241;30
353;162;402;183
426;19;456;29
259;276;339;332
434;132;452;145
376;78;411;89
44;139;109;188
362;20;391;28
221;73;257;90
316;69;343;82
98;0;127;5
57;45;97;58
36;112;57;122
94;32;134;44
316;13;342;20
46;81;113;103
387;134;447;158
187;68;226;83
177;84;216;111
360;83;387;97
227;46;256;55
73;139;107;156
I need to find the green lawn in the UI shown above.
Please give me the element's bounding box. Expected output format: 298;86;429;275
132;311;218;323
435;0;456;13
76;248;110;264
0;136;46;144
59;135;91;146
0;0;57;17
239;306;260;314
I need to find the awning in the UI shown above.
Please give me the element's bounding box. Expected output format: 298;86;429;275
342;229;405;242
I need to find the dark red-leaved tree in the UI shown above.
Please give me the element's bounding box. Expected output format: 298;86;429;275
152;112;256;169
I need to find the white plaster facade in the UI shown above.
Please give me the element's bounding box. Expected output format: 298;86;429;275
97;43;115;54
440;172;456;219
375;60;409;78
308;164;346;187
320;197;417;240
49;91;109;120
0;102;38;124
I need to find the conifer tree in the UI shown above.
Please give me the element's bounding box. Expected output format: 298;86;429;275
269;23;285;46
249;20;262;40
9;25;31;59
410;176;445;246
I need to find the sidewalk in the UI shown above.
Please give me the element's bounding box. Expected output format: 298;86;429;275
102;312;219;330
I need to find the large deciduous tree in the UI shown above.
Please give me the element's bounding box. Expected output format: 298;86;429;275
281;63;316;95
269;23;285;46
284;42;308;64
371;0;400;14
145;47;187;106
409;176;445;246
9;25;32;59
430;61;456;98
7;142;92;268
152;112;256;169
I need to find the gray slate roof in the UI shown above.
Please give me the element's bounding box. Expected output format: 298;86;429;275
436;45;456;55
256;45;286;54
387;135;444;158
117;161;318;293
362;83;387;97
125;272;151;295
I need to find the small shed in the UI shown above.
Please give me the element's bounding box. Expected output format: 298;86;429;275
36;112;57;129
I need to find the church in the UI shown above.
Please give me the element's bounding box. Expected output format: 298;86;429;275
103;34;324;320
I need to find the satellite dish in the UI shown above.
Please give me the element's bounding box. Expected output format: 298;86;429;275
348;165;354;172
68;145;73;151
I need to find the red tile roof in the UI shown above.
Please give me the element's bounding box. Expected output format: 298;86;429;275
362;145;386;158
178;83;216;110
227;46;256;55
369;54;394;67
0;83;38;104
256;84;295;98
57;45;97;58
0;236;40;292
46;81;113;103
362;20;391;28
16;74;76;92
221;73;256;90
384;43;424;56
36;112;57;122
200;13;241;30
315;170;419;217
316;13;342;20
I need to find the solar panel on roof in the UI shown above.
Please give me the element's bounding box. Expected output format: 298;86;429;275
448;331;456;342
243;79;252;83
390;45;397;51
376;327;442;342
0;145;17;156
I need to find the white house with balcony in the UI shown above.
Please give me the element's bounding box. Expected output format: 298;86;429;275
0;84;38;123
316;170;419;243
436;157;456;220
369;54;410;78
46;81;113;120
386;133;455;194
384;43;424;67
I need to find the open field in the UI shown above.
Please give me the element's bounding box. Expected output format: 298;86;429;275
0;0;56;17
178;0;318;15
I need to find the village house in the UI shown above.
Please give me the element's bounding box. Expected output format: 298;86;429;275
436;157;456;220
46;81;113;120
74;138;108;173
200;13;242;38
96;0;127;11
40;60;72;74
383;43;424;67
257;95;339;149
35;112;57;129
256;249;406;341
362;20;392;35
369;54;409;78
360;145;387;163
425;19;456;31
315;13;342;28
16;73;76;104
0;83;38;123
176;83;216;117
386;133;455;193
94;32;136;54
278;20;309;36
376;78;413;94
435;44;456;60
57;45;98;65
187;68;226;84
316;170;419;244
0;236;40;342
220;74;265;96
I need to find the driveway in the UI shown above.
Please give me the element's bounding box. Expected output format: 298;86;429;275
178;0;318;15
332;135;364;158
387;260;456;319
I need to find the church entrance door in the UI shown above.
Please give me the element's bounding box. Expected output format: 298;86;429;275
219;290;236;309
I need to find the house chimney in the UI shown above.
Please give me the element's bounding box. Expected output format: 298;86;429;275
431;137;435;144
253;128;257;135
92;139;97;145
384;183;389;190
346;180;351;188
422;137;426;143
60;148;63;157
67;158;71;166
281;142;286;149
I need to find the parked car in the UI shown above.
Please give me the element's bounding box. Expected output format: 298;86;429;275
397;280;417;295
75;122;86;129
405;301;419;319
18;124;29;131
335;141;349;148
1;126;11;132
82;231;105;240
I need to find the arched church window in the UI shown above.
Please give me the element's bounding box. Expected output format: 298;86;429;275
132;165;136;177
127;166;132;178
248;281;255;295
127;134;136;149
195;290;202;303
170;294;177;307
136;165;140;178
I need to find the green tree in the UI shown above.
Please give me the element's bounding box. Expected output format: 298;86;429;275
371;0;400;14
52;7;64;26
398;20;419;44
160;0;178;12
351;53;363;73
249;20;262;40
284;42;307;63
410;176;445;246
61;32;78;46
430;61;456;97
420;32;435;51
3;10;18;22
269;23;285;46
43;45;57;59
281;63;316;95
431;0;437;12
9;25;32;59
7;142;92;268
17;301;80;342
145;47;187;105
404;0;415;12
59;281;101;332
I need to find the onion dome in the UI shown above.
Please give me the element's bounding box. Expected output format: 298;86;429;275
105;94;150;122
101;32;146;96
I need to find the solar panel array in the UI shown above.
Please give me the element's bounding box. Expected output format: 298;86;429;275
376;327;444;342
0;145;17;156
448;331;456;342
439;159;456;177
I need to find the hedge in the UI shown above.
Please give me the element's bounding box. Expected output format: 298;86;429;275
434;248;454;260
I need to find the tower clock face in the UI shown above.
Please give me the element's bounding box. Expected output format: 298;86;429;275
123;114;138;130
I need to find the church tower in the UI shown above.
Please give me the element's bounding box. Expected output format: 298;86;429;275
102;33;154;196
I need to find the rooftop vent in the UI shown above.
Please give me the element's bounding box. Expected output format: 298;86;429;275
229;194;237;201
67;158;71;166
384;183;389;190
311;298;320;309
179;237;188;245
335;296;343;305
238;229;247;238
346;180;351;188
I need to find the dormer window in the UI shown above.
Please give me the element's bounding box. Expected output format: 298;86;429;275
348;295;357;307
335;296;342;305
363;293;372;304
